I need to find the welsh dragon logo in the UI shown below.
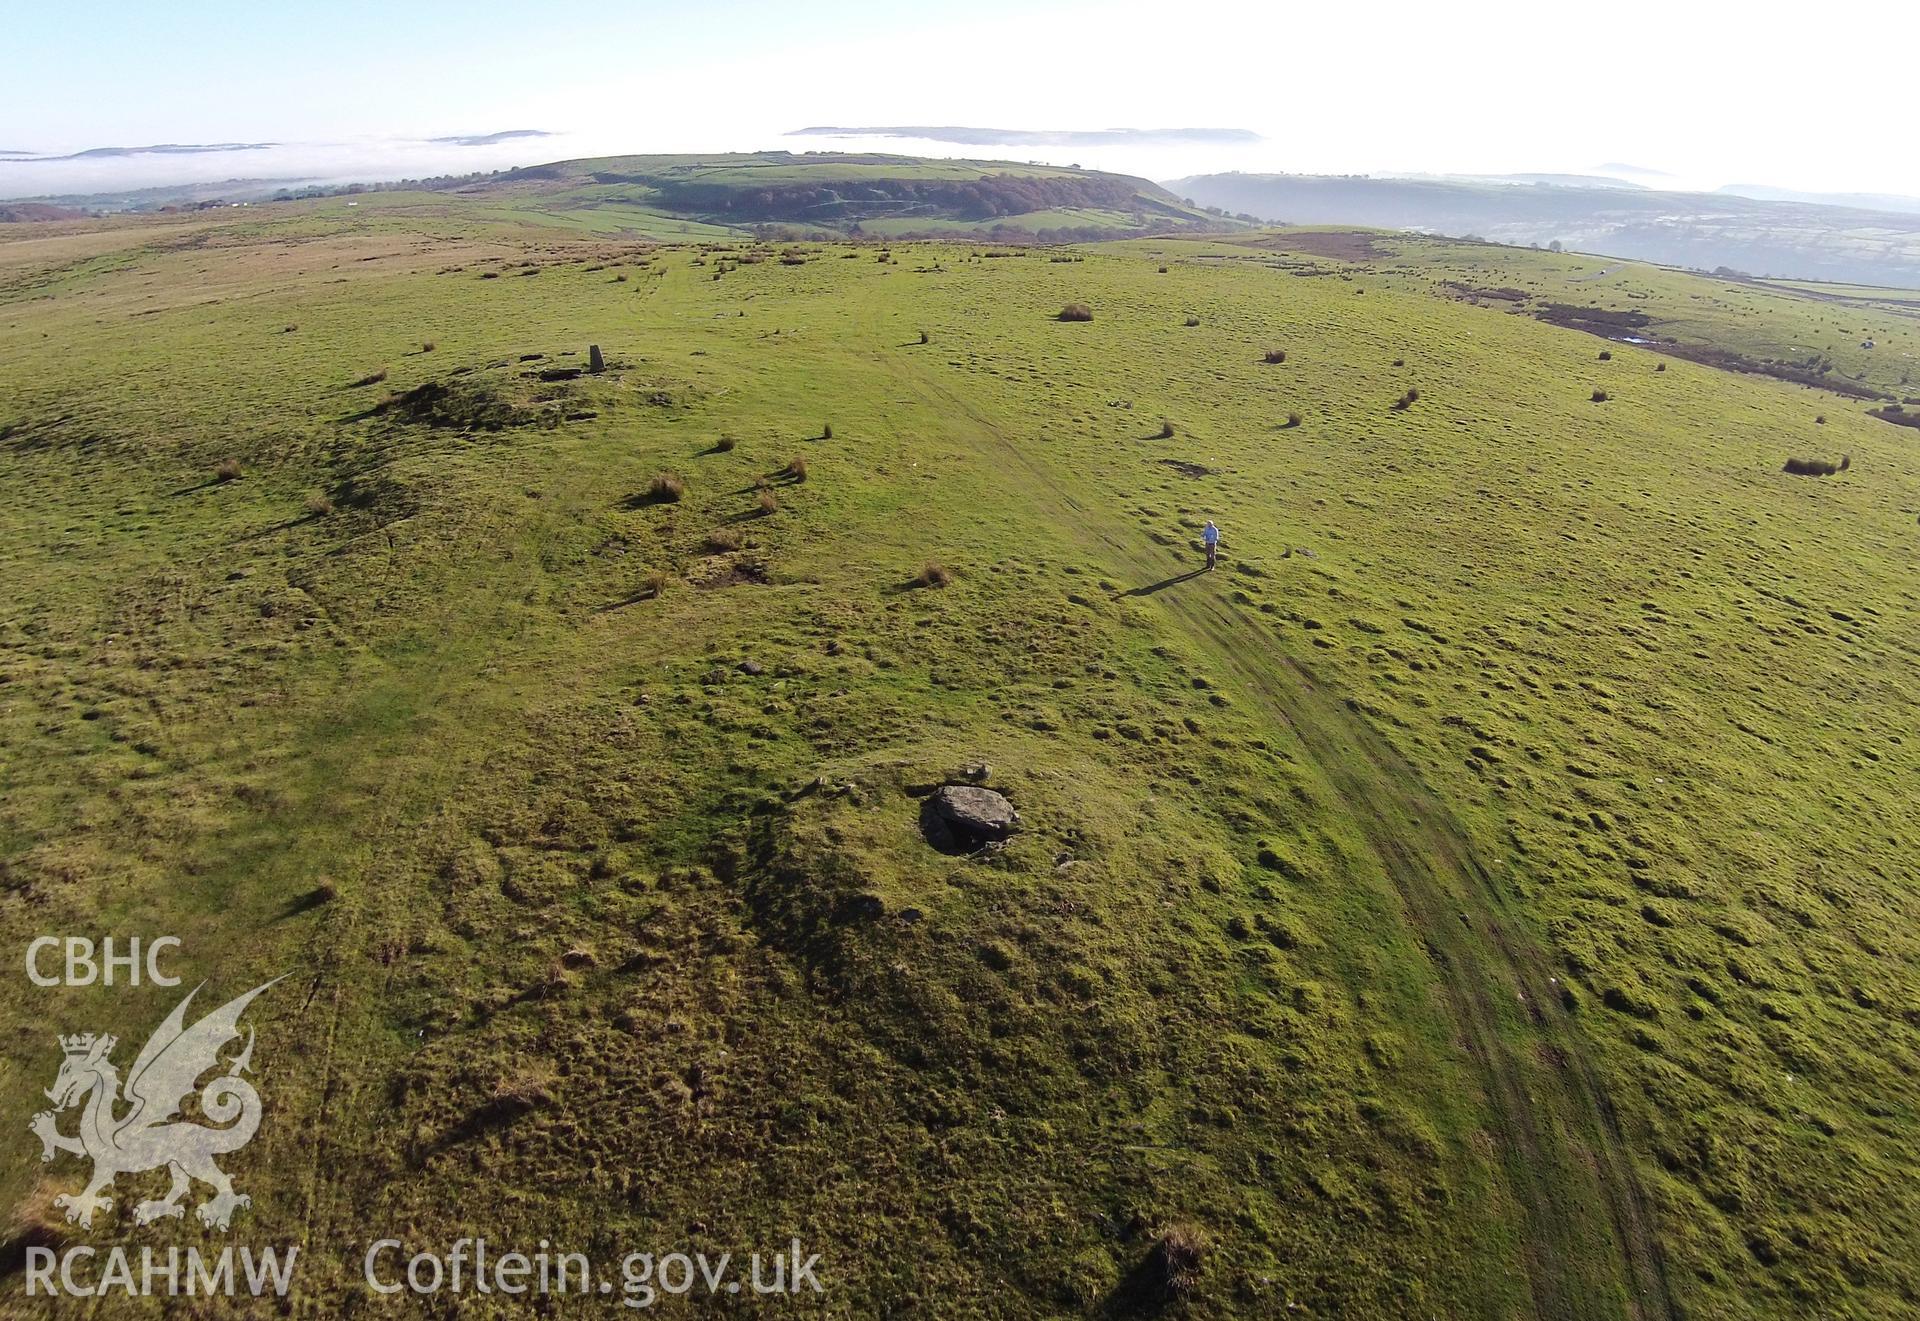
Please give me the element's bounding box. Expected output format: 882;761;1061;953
28;978;280;1231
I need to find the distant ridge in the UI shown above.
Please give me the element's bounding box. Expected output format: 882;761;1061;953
790;125;1260;148
0;142;277;163
1170;171;1920;287
428;130;556;147
1718;183;1920;217
1424;172;1647;191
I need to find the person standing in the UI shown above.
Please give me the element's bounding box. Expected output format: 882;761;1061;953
1202;520;1220;572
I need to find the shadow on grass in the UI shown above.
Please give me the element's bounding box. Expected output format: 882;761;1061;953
275;885;337;920
594;589;661;614
619;490;682;510
235;509;330;541
419;1091;546;1162
1117;569;1205;598
884;575;950;595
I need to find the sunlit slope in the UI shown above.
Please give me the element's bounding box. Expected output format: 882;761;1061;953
465;150;1228;240
0;212;1914;1318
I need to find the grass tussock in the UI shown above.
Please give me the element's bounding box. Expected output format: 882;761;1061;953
756;489;779;516
642;569;671;599
646;473;685;503
1144;1227;1206;1300
214;457;243;482
1783;455;1842;477
1057;303;1093;322
1156;419;1175;439
783;455;809;482
1263;349;1287;364
1592;389;1611;403
304;491;334;517
1391;387;1420;411
705;527;741;553
714;434;737;452
916;559;952;588
350;369;388;388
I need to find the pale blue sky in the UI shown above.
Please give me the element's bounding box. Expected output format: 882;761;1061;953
6;1;1917;197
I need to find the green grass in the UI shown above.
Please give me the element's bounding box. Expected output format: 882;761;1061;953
1291;230;1920;401
0;204;1915;1318
477;151;1229;240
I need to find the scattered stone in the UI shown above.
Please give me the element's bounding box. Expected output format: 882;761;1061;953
738;659;764;675
928;785;1020;849
962;761;992;782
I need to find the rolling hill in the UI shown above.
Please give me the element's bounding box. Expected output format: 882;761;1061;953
0;196;1916;1317
1170;172;1920;288
453;151;1230;241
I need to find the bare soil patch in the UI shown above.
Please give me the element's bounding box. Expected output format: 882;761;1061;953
1245;230;1387;263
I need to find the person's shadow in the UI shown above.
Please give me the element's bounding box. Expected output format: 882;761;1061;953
1116;569;1205;598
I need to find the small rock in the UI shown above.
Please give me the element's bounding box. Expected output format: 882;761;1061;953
738;659;764;675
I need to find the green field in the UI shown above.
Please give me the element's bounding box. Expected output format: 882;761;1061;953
1;201;1916;1318
1348;233;1920;400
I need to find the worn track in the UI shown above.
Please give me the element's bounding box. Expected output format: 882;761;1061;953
898;357;1675;1320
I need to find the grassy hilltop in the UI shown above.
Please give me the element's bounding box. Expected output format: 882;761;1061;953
428;150;1229;242
0;180;1917;1318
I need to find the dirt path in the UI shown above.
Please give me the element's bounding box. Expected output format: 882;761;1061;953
895;356;1674;1321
